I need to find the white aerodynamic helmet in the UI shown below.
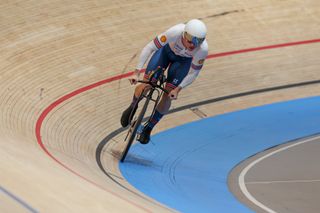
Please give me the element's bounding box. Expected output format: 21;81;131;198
184;19;207;46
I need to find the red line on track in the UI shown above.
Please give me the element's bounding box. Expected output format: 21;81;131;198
207;39;320;59
35;38;320;210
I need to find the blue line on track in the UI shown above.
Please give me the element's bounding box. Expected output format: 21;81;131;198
0;186;38;213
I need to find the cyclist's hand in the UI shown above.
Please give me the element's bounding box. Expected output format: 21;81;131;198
169;87;181;100
169;91;177;100
129;75;139;85
129;69;140;85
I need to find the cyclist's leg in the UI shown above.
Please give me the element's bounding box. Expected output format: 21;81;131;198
156;58;192;113
133;46;171;98
138;58;192;143
121;46;170;127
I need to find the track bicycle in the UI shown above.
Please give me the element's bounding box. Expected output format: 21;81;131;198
120;67;169;162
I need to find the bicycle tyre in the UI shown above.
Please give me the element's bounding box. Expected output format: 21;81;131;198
120;94;151;162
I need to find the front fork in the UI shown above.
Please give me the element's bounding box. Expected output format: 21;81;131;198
136;88;163;135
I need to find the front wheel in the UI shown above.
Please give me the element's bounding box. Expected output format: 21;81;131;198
120;95;151;162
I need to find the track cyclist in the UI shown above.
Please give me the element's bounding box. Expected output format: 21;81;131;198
120;19;209;144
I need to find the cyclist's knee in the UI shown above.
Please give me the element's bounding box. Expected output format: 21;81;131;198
157;96;171;113
136;82;150;90
141;83;152;91
161;93;172;103
135;83;151;97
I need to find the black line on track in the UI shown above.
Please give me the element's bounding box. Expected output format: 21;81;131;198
96;79;320;202
200;10;245;20
95;126;165;206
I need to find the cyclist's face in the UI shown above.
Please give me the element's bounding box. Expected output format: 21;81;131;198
182;35;195;50
182;32;204;50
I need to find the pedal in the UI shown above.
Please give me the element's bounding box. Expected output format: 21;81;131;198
137;124;143;134
136;124;143;141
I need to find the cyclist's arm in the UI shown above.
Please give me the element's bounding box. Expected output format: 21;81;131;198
136;24;184;70
178;68;201;89
178;42;208;88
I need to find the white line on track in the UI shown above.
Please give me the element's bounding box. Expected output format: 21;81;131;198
238;135;320;213
247;179;320;184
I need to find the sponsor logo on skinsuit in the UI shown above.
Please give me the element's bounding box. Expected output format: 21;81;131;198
160;35;167;43
198;59;204;64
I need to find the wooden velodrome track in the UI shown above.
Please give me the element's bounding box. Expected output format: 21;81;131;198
1;0;319;212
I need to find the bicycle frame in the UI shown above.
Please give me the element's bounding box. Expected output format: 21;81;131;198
120;68;168;162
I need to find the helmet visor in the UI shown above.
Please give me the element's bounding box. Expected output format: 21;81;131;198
183;32;205;47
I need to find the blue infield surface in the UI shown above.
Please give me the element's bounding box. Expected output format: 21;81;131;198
120;96;320;212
